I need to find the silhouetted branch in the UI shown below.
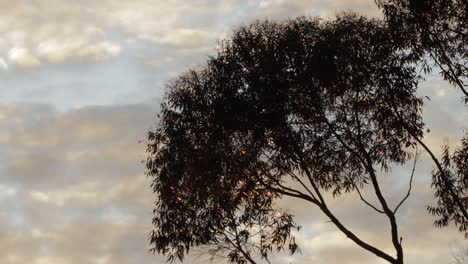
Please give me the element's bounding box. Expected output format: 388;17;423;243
291;136;396;263
394;149;419;214
353;182;385;214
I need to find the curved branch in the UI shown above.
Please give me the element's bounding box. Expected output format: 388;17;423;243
257;171;318;204
285;170;319;201
261;150;318;201
347;102;403;263
394;149;419;214
319;203;397;263
353;182;385;214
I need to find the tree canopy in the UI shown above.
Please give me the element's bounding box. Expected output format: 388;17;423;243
146;14;427;264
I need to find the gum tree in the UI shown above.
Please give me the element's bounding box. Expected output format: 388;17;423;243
146;14;426;264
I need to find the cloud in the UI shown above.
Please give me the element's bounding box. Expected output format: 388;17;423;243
417;76;468;156
248;0;381;20
28;174;151;208
0;0;234;69
0;0;383;72
0;0;380;71
0;1;120;68
37;40;121;64
8;47;41;68
0;57;7;70
144;56;175;68
1;102;158;189
0;184;17;198
137;28;219;47
0;102;164;263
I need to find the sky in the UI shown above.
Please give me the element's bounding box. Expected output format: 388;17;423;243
0;0;466;264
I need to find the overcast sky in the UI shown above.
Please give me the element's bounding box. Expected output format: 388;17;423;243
0;1;466;264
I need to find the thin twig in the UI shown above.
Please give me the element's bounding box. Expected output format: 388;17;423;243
353;182;385;214
394;148;420;214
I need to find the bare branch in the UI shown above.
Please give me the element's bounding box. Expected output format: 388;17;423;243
223;232;258;264
285;170;318;201
318;203;397;263
353;182;385;214
394;148;420;214
261;150;318;201
258;166;318;204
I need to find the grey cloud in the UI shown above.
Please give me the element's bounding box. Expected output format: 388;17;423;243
0;0;381;70
1;102;159;189
0;219;165;264
418;77;468;154
0;0;121;68
247;0;381;21
0;0;233;69
0;102;165;263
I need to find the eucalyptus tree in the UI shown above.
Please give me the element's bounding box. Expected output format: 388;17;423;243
146;14;427;264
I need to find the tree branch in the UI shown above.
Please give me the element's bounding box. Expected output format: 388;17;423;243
361;147;404;263
349;103;403;263
261;150;318;201
287;130;397;263
352;182;385;214
257;169;318;204
318;203;397;263
394;149;419;214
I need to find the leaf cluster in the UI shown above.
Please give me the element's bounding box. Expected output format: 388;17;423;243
428;136;468;235
376;0;468;102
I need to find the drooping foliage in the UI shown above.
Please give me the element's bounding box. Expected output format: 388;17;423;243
376;0;468;234
428;136;468;234
146;14;425;263
376;0;468;101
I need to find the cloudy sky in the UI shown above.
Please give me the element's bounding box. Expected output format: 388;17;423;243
0;1;466;264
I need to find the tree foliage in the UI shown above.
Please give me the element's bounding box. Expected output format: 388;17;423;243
376;0;468;101
146;14;427;264
376;0;468;235
428;136;468;234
